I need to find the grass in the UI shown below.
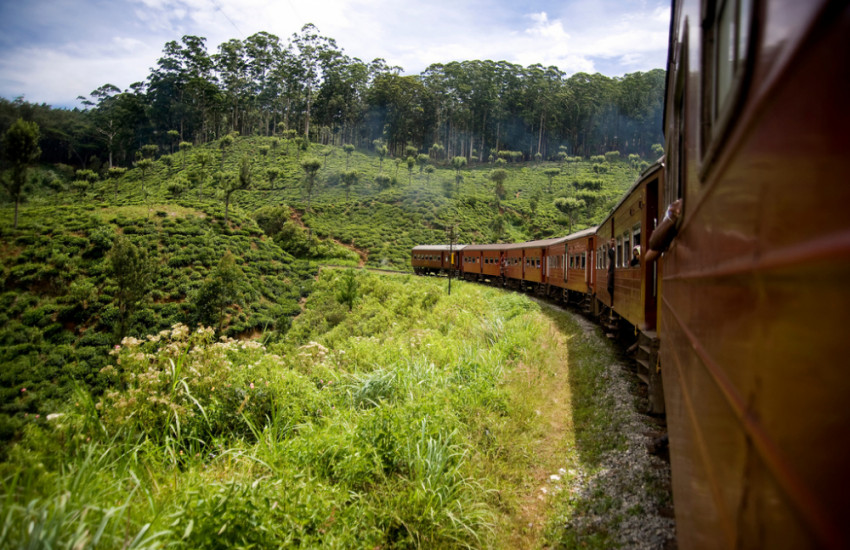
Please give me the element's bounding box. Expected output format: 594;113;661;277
0;135;665;546
0;270;660;548
1;268;670;548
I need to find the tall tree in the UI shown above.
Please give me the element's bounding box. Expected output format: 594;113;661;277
108;235;154;339
221;156;252;224
1;118;41;228
300;156;321;209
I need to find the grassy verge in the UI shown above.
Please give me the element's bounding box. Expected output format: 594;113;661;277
0;271;671;548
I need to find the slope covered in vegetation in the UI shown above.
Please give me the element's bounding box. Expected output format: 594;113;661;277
0;271;672;549
0;133;656;440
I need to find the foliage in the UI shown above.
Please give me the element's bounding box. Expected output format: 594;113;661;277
335;268;359;311
192;251;245;331
1;118;41;227
108;235;155;338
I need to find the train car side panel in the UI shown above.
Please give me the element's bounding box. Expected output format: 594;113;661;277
661;1;850;547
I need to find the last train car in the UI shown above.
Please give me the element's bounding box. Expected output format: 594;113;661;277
659;0;850;547
411;245;465;275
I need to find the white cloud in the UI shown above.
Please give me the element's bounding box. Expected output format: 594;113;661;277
0;0;670;106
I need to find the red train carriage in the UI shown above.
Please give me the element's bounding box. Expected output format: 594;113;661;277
503;237;569;292
660;0;850;547
594;160;661;332
564;227;597;300
462;244;507;283
543;228;597;303
411;244;466;275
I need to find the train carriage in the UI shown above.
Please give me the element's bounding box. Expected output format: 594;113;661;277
505;237;569;292
564;227;597;299
464;244;507;283
411;244;465;276
659;0;850;547
594;161;662;332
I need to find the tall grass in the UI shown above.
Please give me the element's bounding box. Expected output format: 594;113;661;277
2;270;562;548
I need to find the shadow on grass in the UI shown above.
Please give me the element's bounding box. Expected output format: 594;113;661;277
537;304;675;550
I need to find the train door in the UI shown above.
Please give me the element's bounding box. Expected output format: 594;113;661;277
644;178;659;329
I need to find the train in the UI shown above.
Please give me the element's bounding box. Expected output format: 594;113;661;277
412;0;850;547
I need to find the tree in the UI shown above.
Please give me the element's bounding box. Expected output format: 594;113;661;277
196;151;212;199
341;169;358;199
74;169;98;196
166;129;179;153
108;235;154;339
179;141;192;169
266;167;281;189
300;156;321;209
375;174;391;189
219;134;234;170
336;268;358;311
374;142;388;173
1;118;41;228
489;168;508;200
135;158;154;202
193;250;245;332
107;166;127;199
543;167;560;192
416;153;429;177
451;156;467;192
343;143;355;169
140;144;159;159
554;196;585;233
424;165;435;185
406;156;415;185
221;156;252;224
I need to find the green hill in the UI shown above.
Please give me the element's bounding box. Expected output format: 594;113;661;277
0;134;651;441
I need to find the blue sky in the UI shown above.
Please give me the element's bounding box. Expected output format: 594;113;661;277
0;0;670;108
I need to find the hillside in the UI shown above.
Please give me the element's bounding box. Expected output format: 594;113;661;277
0;135;653;440
0;270;673;549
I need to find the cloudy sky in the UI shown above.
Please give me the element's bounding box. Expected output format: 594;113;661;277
0;0;670;109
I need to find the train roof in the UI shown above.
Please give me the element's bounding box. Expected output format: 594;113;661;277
502;236;571;250
463;243;511;251
565;227;598;240
411;244;468;252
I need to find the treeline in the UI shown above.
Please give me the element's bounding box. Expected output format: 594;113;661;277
0;24;664;171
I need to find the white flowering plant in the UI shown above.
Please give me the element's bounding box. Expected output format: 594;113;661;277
96;323;329;449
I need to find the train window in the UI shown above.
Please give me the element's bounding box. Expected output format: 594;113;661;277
623;231;631;260
633;223;641;249
700;0;754;167
581;253;586;269
616;237;623;268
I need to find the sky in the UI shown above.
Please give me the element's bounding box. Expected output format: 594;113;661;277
0;0;670;109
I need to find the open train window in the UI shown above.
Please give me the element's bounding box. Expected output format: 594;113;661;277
616;237;623;268
700;0;754;171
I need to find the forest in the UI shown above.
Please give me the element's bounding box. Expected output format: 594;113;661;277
0;24;664;172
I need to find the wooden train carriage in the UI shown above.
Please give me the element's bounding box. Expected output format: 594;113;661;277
503;237;568;288
594;161;661;332
660;0;850;548
411;244;466;275
544;239;568;291
564;227;597;296
462;244;506;282
503;243;525;285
